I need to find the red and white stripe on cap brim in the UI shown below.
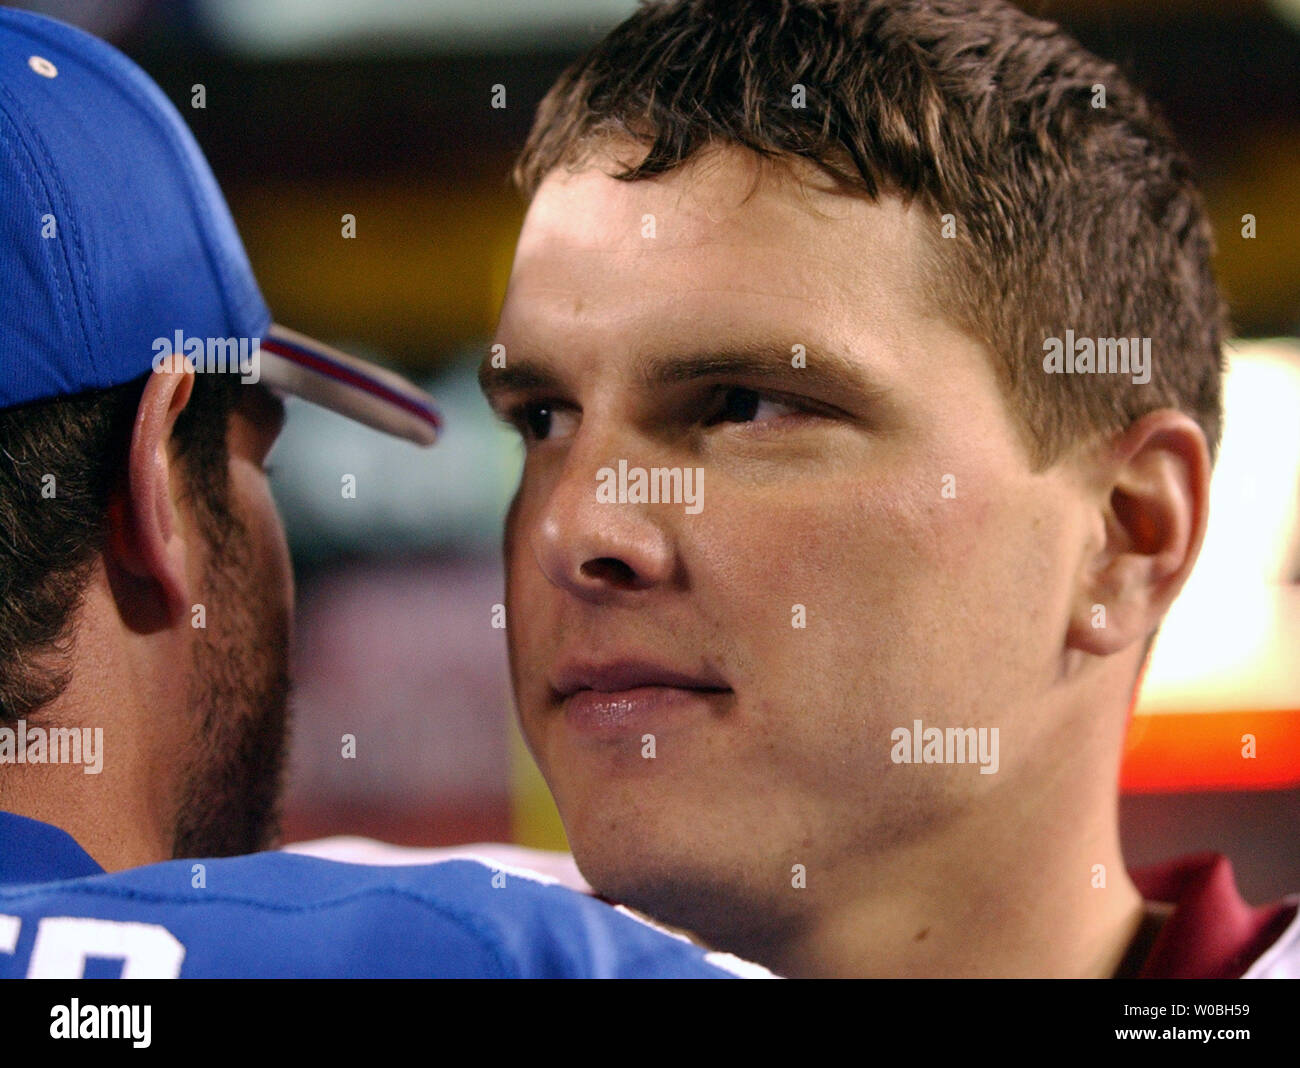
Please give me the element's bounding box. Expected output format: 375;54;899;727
258;324;441;446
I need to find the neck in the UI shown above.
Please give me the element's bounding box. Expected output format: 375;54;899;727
722;703;1147;978
0;761;174;872
0;578;189;872
753;805;1143;978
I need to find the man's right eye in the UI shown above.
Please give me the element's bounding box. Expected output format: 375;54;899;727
504;401;577;444
522;402;554;441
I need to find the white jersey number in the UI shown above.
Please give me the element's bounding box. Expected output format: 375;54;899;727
0;914;185;978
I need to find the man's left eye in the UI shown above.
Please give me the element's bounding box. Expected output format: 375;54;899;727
707;387;800;425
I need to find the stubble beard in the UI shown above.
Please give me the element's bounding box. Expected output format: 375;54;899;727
170;507;292;859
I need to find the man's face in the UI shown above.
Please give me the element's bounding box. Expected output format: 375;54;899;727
488;144;1092;941
171;385;294;858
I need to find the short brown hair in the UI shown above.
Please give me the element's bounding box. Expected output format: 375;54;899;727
514;0;1226;468
0;372;241;724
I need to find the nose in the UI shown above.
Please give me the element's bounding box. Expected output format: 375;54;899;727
529;446;678;603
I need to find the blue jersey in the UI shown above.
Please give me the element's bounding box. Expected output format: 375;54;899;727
0;813;766;978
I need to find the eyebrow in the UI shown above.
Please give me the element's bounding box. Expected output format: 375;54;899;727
478;358;564;396
635;344;886;400
478;342;889;403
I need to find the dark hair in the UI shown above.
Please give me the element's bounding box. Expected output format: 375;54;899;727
0;372;241;724
514;0;1226;468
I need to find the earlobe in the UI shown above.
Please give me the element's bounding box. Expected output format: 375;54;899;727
104;365;198;626
1065;410;1211;659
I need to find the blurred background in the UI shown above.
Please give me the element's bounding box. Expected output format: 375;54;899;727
10;0;1297;897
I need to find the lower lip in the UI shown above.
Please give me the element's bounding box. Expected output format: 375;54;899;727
562;686;725;735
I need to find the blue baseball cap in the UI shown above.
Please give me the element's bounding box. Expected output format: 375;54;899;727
0;7;440;445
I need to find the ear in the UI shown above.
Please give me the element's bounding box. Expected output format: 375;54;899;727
1066;410;1212;657
105;364;199;626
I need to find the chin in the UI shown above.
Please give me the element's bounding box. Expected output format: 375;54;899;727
565;814;788;955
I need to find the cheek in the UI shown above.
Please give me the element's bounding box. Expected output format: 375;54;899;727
684;461;1043;708
502;498;531;619
502;491;553;702
502;491;527;597
233;466;293;604
687;474;944;632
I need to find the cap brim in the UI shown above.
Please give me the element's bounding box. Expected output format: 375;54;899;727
257;324;441;446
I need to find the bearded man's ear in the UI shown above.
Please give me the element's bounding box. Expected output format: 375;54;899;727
105;363;198;630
